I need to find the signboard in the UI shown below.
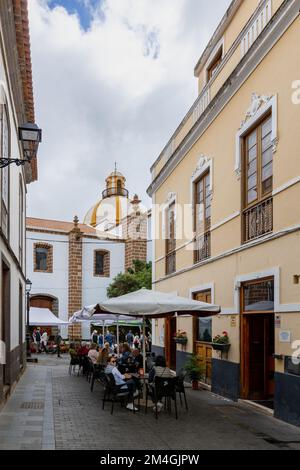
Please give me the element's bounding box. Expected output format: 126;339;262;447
279;330;291;343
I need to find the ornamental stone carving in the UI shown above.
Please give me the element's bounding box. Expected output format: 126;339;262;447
240;93;272;129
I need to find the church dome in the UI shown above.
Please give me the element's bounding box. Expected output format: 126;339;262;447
84;167;131;230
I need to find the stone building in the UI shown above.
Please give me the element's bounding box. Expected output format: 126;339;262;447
0;0;39;404
26;169;150;340
148;0;300;426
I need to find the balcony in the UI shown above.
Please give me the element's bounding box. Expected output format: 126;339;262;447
102;187;129;199
194;231;211;264
243;197;273;243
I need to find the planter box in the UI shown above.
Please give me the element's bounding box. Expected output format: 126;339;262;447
174;338;188;345
212;343;231;352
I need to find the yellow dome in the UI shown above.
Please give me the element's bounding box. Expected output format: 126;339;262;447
84;195;130;230
84;167;130;230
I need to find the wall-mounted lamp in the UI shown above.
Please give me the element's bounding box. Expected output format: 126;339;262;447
0;122;42;168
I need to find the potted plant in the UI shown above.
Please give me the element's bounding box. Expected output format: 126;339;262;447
174;330;188;345
212;331;231;352
184;354;205;390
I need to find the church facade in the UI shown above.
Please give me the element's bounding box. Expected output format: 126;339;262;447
26;170;150;340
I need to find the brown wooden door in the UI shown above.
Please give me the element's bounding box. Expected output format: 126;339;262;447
165;317;177;370
1;261;10;386
242;314;274;400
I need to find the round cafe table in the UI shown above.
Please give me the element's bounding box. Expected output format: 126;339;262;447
130;373;152;408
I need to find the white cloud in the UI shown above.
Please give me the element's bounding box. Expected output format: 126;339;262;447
27;0;231;221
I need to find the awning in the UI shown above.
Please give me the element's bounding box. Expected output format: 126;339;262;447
29;307;69;326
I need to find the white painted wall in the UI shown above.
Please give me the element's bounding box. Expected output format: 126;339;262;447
26;231;69;337
0;28;27;353
81;238;125;339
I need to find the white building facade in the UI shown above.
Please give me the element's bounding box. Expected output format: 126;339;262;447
0;0;39;403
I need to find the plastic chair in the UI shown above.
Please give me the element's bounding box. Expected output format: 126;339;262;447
102;373;130;415
175;369;188;410
146;376;178;419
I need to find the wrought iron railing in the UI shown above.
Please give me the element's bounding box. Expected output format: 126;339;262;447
102;187;129;198
194;231;211;263
166;251;176;275
243;197;273;242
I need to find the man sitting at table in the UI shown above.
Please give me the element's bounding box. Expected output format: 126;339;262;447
105;355;139;411
132;348;143;371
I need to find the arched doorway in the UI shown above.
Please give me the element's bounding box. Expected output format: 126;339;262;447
29;294;59;340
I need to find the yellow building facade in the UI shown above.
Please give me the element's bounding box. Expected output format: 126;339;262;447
147;0;300;426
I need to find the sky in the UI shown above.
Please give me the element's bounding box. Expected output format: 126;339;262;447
27;0;232;222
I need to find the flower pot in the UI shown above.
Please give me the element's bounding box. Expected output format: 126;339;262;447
212;343;231;352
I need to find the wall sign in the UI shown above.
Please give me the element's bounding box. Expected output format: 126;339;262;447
275;315;281;329
279;330;291;343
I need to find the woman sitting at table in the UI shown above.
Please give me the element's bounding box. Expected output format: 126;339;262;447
105;355;138;411
87;343;99;364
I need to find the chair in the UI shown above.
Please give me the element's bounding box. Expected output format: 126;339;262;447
102;373;130;415
175;369;188;410
86;357;94;382
90;364;105;392
68;352;80;375
145;376;178;419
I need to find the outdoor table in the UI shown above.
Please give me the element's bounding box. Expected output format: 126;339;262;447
130;373;152;408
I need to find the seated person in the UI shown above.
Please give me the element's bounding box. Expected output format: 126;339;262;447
105;355;138;411
97;346;110;366
148;355;176;412
132;348;143;371
87;343;99;364
78;342;89;356
118;342;132;363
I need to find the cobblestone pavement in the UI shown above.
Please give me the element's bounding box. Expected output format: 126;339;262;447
0;355;300;450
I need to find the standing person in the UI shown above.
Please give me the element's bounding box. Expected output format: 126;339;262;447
126;330;134;348
133;334;140;350
98;333;103;348
105;330;113;348
147;332;152;352
35;328;41;353
91;329;98;344
56;329;62;358
41;330;48;353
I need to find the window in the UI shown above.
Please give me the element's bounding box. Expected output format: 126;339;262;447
243;279;274;312
194;290;212;342
194;172;211;263
165;202;176;275
207;47;222;81
1;105;9;238
94;250;110;277
243;115;273;242
19;178;24;266
34;243;53;272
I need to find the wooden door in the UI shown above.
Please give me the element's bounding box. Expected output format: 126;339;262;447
193;290;212;383
165;317;177;370
1;261;10;386
241;314;274;400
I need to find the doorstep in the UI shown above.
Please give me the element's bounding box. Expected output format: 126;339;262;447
198;381;211;391
239;399;274;416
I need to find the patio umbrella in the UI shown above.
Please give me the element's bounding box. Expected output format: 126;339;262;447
69;308;138;355
99;288;221;372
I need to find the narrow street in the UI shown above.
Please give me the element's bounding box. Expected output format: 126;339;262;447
0;356;299;451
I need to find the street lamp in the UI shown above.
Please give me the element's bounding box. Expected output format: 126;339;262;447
0;122;42;168
25;278;32;359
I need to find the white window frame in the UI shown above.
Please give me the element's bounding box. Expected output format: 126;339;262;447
235;94;277;178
